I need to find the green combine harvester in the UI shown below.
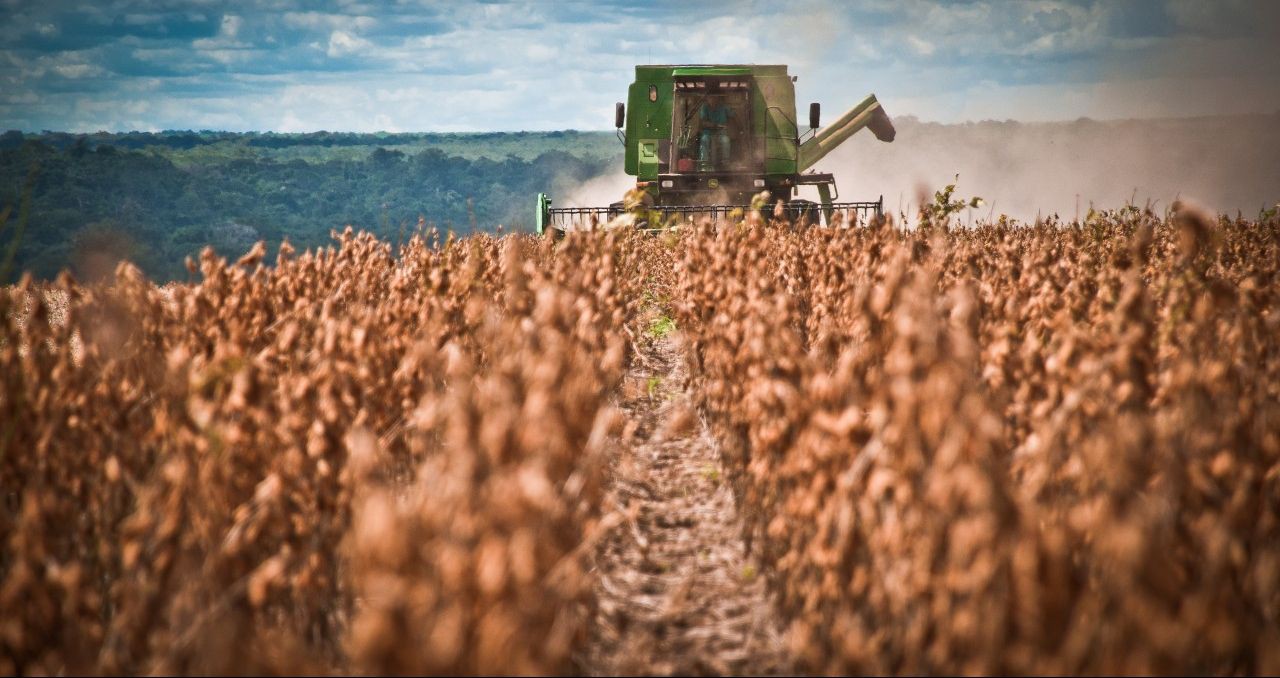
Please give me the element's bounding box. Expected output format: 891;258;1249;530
536;64;895;234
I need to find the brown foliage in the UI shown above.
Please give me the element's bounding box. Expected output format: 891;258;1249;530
1;227;642;675
673;208;1280;674
4;204;1280;675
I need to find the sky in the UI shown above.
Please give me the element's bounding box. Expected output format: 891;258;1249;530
1;0;1278;133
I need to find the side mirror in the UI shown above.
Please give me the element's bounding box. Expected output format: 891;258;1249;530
809;102;820;130
615;102;625;129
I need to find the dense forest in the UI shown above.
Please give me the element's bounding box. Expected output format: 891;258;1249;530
0;130;620;282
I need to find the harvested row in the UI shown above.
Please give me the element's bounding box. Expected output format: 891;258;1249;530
674;208;1280;674
1;227;643;675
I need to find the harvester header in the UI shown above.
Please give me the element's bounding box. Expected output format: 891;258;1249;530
537;64;896;234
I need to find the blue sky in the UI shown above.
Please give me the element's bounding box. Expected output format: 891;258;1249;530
1;0;1277;132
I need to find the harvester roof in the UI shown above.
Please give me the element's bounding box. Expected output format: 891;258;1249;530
635;64;788;78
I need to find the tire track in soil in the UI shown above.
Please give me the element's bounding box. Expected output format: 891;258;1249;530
584;334;792;676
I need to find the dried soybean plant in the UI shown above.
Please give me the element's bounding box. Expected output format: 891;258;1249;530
1;226;644;675
3;203;1279;676
674;207;1280;675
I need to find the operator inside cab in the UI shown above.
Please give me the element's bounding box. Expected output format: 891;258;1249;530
673;79;749;174
697;98;733;172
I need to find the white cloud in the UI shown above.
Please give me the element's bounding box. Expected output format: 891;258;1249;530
2;0;1277;133
53;63;101;78
906;35;935;57
221;15;243;39
202;49;253;65
278;110;308;132
283;12;376;31
326;30;372;58
193;14;248;50
524;43;555;63
123;14;164;26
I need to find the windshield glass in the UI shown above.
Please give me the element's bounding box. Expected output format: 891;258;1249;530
672;81;751;173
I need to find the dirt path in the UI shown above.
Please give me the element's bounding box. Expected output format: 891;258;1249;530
584;335;792;676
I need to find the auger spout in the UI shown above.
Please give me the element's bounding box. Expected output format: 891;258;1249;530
798;94;895;173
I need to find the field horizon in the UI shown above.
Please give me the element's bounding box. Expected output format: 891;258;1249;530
4;112;1277;286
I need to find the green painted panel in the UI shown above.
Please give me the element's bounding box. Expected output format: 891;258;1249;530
624;72;673;176
757;74;798;176
638;140;660;180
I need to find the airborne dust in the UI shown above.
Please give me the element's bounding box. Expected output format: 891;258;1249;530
569;113;1280;223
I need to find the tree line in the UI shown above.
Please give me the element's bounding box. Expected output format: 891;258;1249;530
0;131;618;282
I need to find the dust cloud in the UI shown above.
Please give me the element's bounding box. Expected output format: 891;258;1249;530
561;169;633;208
813;113;1280;224
558;113;1279;225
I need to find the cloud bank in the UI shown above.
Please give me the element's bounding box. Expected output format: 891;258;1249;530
1;0;1278;132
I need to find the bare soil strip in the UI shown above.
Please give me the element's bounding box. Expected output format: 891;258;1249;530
584;335;792;676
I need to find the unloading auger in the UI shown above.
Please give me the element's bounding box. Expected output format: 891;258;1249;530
536;64;896;234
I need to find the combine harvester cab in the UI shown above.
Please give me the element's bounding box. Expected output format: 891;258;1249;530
537;64;895;235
